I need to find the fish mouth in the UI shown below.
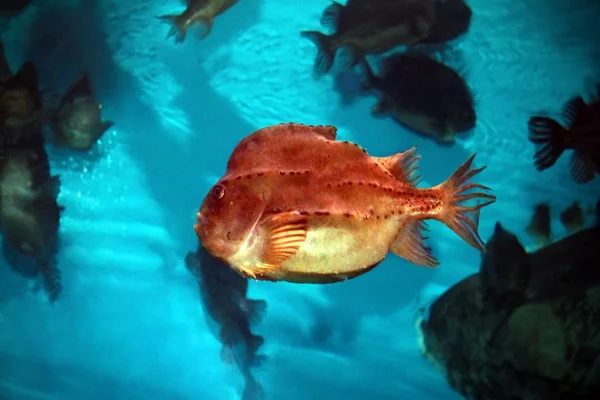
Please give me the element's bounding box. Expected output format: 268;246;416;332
193;212;208;238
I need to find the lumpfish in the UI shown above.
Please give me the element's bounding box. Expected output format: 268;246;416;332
0;41;12;85
0;61;44;145
528;83;600;183
480;222;531;306
194;123;496;283
360;53;476;144
525;203;552;248
50;73;114;151
185;246;265;400
157;0;239;43
301;0;436;75
0;0;31;18
559;201;585;235
0;138;63;302
418;0;472;45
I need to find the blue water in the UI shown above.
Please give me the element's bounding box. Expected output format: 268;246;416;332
1;0;600;399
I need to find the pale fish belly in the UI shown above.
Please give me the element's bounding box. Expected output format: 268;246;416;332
280;216;401;278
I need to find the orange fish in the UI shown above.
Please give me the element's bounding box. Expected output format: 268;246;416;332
194;123;496;283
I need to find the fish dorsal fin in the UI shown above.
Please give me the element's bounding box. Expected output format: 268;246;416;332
389;221;439;267
320;2;343;31
280;123;337;141
562;96;586;128
375;147;421;186
59;73;92;110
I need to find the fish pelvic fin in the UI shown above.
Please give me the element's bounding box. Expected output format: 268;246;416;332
38;259;62;303
157;14;188;43
300;31;335;76
390;220;439;267
528;116;567;171
435;154;496;253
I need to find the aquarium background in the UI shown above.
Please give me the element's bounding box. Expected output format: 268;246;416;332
1;0;599;399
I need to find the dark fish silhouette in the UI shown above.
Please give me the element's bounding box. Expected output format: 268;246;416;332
185;245;266;400
302;0;436;75
559;201;585;235
480;222;531;307
525;203;552;248
0;133;64;303
0;62;45;145
0;41;12;85
50;73;113;151
0;0;32;18
528;84;600;183
418;0;472;44
360;53;475;143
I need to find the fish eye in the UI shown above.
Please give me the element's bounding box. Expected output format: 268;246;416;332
212;184;225;199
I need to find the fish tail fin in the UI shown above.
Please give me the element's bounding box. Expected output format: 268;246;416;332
246;299;267;326
528;116;567;171
242;374;264;400
38;260;62;303
300;31;335;75
157;14;188;43
436;154;496;253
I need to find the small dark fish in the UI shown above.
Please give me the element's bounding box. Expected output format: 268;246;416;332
302;0;436;75
360;53;476;144
528;84;600;183
0;139;64;303
480;222;531;305
0;0;31;18
0;41;12;85
0;62;45;145
560;201;585;235
185;245;266;400
418;0;472;45
157;0;240;43
50;73;113;151
525;203;552;248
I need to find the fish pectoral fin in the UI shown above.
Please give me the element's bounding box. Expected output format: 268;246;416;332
193;17;213;39
569;150;596;183
256;211;308;266
390;221;439;267
375;147;421;186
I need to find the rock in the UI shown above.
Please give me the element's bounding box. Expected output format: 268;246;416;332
416;222;600;399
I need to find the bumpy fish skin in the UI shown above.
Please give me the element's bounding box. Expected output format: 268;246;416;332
195;123;496;283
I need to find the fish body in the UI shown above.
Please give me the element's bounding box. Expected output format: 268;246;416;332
0;62;45;145
361;53;475;144
559;201;585;235
480;222;531;306
525;203;552;248
528;83;600;183
0;0;31;18
418;0;472;44
302;0;436;75
195;123;496;283
185;246;265;399
0;41;12;85
50;74;113;151
157;0;239;43
0;139;63;302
